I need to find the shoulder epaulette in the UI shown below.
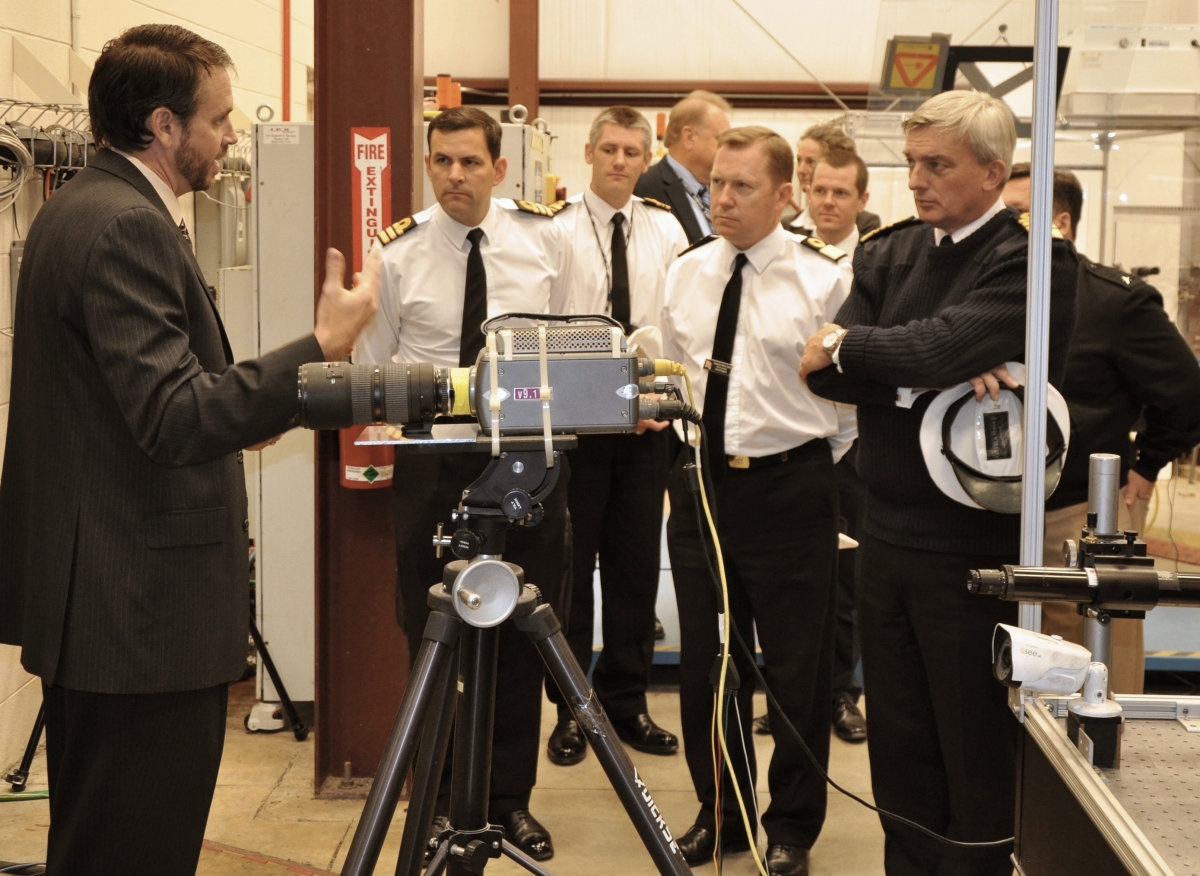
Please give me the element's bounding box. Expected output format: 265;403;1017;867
859;215;922;243
377;214;423;246
514;199;568;218
1015;212;1065;240
800;236;846;261
1083;258;1142;290
679;234;718;256
640;197;673;212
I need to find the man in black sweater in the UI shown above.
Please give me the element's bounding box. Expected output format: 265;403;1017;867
1004;164;1200;695
800;91;1078;876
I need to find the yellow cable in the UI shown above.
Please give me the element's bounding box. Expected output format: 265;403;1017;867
682;372;768;876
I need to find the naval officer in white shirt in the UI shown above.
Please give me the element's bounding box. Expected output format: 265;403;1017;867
544;106;688;769
354;106;572;863
661;126;855;876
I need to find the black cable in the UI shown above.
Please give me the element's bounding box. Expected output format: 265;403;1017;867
480;312;622;332
686;433;1015;852
10;200;19;238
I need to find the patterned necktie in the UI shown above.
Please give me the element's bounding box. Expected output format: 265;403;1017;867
609;213;631;329
178;220;191;243
459;228;488;367
701;253;748;481
697;185;711;221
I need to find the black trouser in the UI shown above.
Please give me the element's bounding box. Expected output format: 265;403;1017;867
856;532;1017;876
393;453;568;819
549;430;669;723
832;449;864;701
666;441;838;849
42;682;228;876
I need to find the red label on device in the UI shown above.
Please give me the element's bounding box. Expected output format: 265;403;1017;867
350;127;391;272
513;387;542;401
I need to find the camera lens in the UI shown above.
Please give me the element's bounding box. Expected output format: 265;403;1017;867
996;638;1014;685
298;362;447;430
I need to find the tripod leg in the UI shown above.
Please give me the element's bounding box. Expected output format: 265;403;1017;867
448;624;500;864
394;653;457;876
5;703;45;792
514;603;693;876
499;840;557;876
249;614;309;741
341;610;463;876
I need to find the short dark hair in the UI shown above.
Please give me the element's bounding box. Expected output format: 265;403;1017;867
815;149;869;196
1009;162;1083;235
89;24;234;153
427;107;502;162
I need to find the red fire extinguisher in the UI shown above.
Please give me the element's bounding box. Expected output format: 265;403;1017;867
339;426;394;489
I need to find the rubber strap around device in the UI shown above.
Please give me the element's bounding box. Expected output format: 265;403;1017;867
610;326;623;358
488;330;502;458
538;325;555;468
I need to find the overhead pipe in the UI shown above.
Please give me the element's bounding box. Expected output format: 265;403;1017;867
282;0;291;122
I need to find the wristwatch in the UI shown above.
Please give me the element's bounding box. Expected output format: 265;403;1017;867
821;328;847;357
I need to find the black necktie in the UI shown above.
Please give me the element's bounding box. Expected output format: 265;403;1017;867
610;213;631;329
939;234;954;248
701;253;747;480
460;227;488;367
178;220;190;243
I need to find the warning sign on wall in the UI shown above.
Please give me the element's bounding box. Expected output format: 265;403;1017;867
350;127;391;272
880;35;949;95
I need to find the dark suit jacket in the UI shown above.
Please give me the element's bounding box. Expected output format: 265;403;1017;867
0;149;323;694
634;157;705;244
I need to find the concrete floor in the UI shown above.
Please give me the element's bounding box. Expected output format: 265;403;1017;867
0;679;884;876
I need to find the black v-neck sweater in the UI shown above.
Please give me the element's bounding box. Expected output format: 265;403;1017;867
809;209;1078;554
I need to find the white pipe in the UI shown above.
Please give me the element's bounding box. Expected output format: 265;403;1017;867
1018;0;1061;633
71;0;82;98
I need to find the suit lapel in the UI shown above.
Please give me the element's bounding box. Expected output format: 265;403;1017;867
91;151;234;365
657;160;704;243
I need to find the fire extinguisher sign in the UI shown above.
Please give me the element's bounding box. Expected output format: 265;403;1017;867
350;127;391;272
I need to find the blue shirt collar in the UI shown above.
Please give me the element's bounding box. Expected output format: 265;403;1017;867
665;153;704;196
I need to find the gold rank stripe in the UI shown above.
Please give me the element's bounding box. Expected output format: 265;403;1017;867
641;197;673;212
377;216;415;245
801;236;846;261
516;199;568;217
1016;212;1064;239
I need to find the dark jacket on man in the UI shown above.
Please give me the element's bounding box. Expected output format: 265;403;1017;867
808;209;1079;555
634;157;705;244
1048;256;1200;509
0;149;322;694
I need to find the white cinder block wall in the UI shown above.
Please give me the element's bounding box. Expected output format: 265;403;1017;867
0;0;313;774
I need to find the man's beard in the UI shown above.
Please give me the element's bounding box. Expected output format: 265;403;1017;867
175;130;217;192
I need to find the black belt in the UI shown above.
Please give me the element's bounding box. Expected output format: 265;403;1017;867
727;439;822;470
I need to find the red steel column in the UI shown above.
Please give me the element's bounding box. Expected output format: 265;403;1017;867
313;0;424;791
509;0;539;117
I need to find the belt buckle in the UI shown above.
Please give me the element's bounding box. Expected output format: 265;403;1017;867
728;455;750;469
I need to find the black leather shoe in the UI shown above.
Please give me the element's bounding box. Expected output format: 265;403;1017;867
753;713;773;735
654;616;666;640
547;718;587;766
423;814;450;864
677;822;751;866
612;713;679;755
499;809;553;861
766;843;809;876
832;692;867;743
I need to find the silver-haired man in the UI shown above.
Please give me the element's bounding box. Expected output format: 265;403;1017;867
800;91;1078;875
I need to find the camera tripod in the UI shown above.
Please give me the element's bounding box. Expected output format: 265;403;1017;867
339;443;692;876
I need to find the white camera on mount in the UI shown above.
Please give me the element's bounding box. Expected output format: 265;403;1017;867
992;624;1092;694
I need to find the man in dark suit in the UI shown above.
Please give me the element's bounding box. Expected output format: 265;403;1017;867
633;90;730;244
0;25;378;875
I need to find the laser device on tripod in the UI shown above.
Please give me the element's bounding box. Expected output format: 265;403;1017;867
297;317;699;876
969;453;1200;768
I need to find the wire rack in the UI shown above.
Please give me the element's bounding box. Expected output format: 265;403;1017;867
218;129;253;176
0;98;94;170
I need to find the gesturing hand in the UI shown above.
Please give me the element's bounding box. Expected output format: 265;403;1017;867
314;246;382;360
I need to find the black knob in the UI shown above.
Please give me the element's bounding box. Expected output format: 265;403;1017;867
501;490;532;520
451;529;482;560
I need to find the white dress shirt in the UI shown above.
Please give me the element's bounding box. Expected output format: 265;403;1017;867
933;197;1006;245
830;225;860;260
661;226;857;460
114;149;185;228
664;154;713;237
355;199;573;368
560;188;688;330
